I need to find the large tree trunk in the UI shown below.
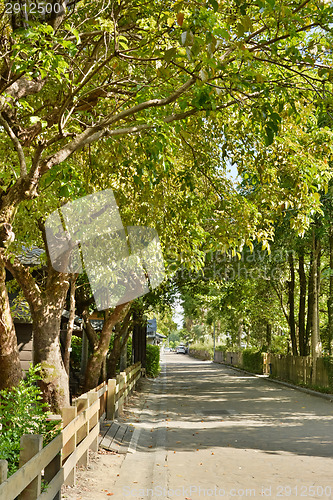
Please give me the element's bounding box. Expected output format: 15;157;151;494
84;302;131;391
6;256;71;411
298;248;307;355
63;275;77;375
305;250;314;354
32;299;70;411
0;260;23;389
266;322;272;349
287;252;298;355
310;229;321;384
107;310;132;379
328;225;333;356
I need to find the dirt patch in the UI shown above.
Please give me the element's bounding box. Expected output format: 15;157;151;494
61;377;153;499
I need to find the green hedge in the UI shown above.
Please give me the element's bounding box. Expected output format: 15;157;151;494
242;349;263;374
146;344;160;377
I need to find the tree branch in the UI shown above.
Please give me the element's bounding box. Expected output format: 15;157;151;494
40;77;196;172
0;113;27;177
2;251;42;313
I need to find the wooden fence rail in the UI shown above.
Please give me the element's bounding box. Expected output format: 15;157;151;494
0;361;142;500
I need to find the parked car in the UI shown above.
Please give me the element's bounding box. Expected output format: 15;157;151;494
176;344;186;354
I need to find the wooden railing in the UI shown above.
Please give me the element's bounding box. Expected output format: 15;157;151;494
0;361;142;500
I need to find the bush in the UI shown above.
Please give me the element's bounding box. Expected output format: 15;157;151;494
215;344;228;352
242;349;263;374
0;365;61;476
146;344;160;377
189;341;213;360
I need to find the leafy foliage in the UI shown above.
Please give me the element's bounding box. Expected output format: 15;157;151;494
146;344;160;378
0;365;61;476
242;349;263;374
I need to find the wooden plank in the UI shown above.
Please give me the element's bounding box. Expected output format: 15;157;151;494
113;424;127;445
0;434;62;500
117;426;135;454
43;452;61;500
96;385;107;398
61;407;77;486
99;422;120;449
63;424;99;481
36;469;64;500
107;379;116;420
62;400;99;446
0;460;8;484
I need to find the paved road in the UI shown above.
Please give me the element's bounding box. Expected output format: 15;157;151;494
72;354;333;500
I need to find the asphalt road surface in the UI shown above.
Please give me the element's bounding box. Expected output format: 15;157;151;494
66;353;333;500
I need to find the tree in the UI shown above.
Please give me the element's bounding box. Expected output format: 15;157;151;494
1;0;333;400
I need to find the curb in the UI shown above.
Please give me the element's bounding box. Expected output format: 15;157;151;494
213;361;333;403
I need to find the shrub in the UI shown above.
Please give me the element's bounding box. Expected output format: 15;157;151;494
146;344;160;377
242;349;263;374
215;344;228;352
70;335;82;371
189;341;213;360
0;365;61;476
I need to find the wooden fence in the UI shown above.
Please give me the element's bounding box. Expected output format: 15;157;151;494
214;351;333;390
268;354;332;388
0;361;142;500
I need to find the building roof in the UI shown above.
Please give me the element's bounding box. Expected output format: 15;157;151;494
18;246;45;266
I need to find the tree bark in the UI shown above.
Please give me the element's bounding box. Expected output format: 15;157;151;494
237;320;243;349
32;295;70;411
287;252;298;355
266;322;272;349
84;302;131;391
107;309;132;379
63;275;77;375
0;259;23;389
328;225;333;355
6;256;71;411
305;250;314;354
298;248;307;355
310;229;321;384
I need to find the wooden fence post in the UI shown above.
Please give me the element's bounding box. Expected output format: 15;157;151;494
61;406;77;487
74;395;89;467
107;379;116;420
87;391;99;452
0;460;7;485
18;434;43;500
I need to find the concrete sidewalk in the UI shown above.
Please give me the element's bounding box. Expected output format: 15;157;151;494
63;354;333;500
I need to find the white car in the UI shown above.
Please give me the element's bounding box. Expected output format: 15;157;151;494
176;345;186;354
